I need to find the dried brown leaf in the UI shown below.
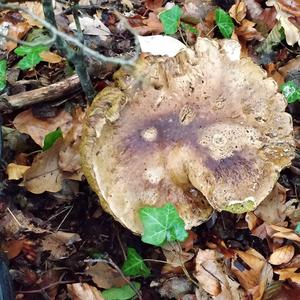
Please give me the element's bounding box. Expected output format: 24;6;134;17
145;0;164;11
58;108;85;173
20;1;44;27
6;163;30;180
22;138;82;194
42;231;81;259
85;262;127;289
229;0;247;24
13;109;72;147
129;12;163;35
2;239;24;259
275;268;300;284
39;51;63;64
2;20;31;52
67;283;104;300
162;242;194;267
232;248;273;300
235;19;264;41
246;211;259;231
269;245;295;265
254;183;288;226
195;249;243;298
278;0;300;17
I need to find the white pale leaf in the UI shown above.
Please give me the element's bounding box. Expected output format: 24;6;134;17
69;16;111;40
138;35;187;57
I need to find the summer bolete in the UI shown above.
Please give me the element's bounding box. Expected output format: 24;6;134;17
81;38;294;233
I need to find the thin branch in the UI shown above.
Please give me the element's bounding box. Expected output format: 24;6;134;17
42;0;95;101
17;280;76;294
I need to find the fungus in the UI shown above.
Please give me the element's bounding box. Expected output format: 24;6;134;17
81;38;294;233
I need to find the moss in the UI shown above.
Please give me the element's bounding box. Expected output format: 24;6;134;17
223;199;256;214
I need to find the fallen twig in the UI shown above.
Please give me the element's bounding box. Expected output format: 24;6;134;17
0;74;81;113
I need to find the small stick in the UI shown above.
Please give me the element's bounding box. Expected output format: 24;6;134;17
0;74;81;113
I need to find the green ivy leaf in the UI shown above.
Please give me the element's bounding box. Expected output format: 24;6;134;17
215;8;234;38
15;45;49;70
0;59;7;92
102;282;141;300
43;128;63;151
14;45;48;56
139;203;188;246
280;81;300;104
159;5;183;35
122;248;151;278
17;52;43;70
295;223;300;234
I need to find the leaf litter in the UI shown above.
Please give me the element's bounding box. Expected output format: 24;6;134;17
1;0;300;299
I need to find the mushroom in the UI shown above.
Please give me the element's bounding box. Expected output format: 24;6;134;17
81;38;294;233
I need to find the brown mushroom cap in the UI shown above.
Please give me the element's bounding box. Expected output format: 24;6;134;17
81;38;294;233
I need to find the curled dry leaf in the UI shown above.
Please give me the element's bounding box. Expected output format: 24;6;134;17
128;13;163;35
235;19;264;41
245;211;260;231
254;183;288;226
274;268;300;284
6;163;30;180
267;0;300;45
13;109;73;147
39;51;63;64
229;0;247;24
85;261;127;289
270;224;300;242
67;283;104;300
277;0;300;17
232;248;273;300
22;138;82;194
58;108;85;173
162;242;194;267
42;231;81;259
0;18;31;52
195;249;243;298
269;245;295;265
20;1;44;27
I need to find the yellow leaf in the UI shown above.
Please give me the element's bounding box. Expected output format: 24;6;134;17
6;163;30;180
269;245;295;265
39;51;63;64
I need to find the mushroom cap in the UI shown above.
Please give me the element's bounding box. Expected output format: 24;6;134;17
81;38;294;233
